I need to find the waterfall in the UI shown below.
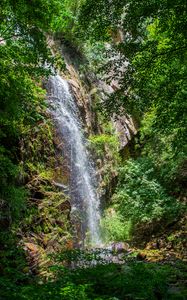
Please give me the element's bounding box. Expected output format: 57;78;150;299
47;75;101;246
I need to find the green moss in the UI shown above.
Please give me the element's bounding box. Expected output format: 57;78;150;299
88;119;121;190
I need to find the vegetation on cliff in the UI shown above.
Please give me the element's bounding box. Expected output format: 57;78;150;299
0;0;186;299
0;0;71;290
76;0;187;244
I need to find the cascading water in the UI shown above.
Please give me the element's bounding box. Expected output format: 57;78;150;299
47;75;101;246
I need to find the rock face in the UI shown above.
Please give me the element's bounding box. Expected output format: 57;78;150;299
66;65;98;136
113;115;137;149
57;47;138;203
18;114;72;277
111;242;130;253
59;40;138;150
97;80;138;149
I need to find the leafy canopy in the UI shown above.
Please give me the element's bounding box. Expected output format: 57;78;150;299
77;0;187;188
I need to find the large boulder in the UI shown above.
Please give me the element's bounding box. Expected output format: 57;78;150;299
111;242;129;253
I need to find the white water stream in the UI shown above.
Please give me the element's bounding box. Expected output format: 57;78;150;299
47;75;101;246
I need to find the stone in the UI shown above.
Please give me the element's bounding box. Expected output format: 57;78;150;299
24;243;38;253
137;252;147;260
68;79;80;89
111;242;129;253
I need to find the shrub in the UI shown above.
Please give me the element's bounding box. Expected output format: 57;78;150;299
112;158;184;235
101;209;131;242
89;134;120;160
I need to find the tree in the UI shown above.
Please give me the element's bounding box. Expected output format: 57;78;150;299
77;0;187;189
0;0;67;225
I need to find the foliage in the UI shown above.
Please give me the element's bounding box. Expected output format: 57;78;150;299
0;1;186;299
1;256;187;299
0;0;70;225
140;107;187;188
101;210;131;242
0;2;44;225
88;120;121;191
0;0;74;290
110;158;184;237
82;42;108;74
89;133;119;158
78;0;124;42
77;0;187;191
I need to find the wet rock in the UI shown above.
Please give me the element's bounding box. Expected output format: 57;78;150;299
113;115;137;149
57;200;71;211
137;252;147;260
111;242;129;253
68;79;80;90
157;238;166;249
146;241;159;250
24;242;38;253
